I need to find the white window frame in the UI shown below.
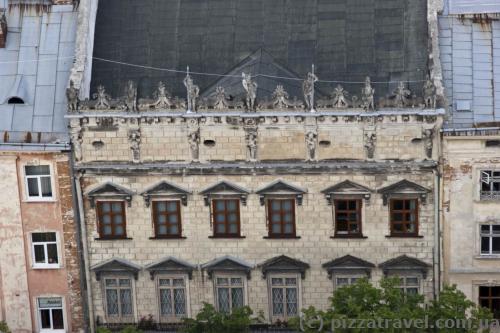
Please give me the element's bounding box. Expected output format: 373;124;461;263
333;274;365;290
102;276;136;323
480;170;500;200
31;232;60;269
156;274;190;323
395;275;421;295
480;224;500;256
36;296;66;333
213;273;247;314
24;164;55;202
268;273;302;322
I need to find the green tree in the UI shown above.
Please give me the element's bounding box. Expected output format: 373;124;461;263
0;321;11;333
182;303;253;333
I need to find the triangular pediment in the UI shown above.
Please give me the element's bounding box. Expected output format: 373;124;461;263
256;180;306;195
202;256;253;279
379;255;430;278
145;257;196;279
141;181;190;196
377;180;429;195
322;181;372;195
91;258;141;280
86;182;135;197
261;255;310;279
199;180;250;195
322;255;375;270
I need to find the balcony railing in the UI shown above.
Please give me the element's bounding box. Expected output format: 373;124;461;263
480;191;500;201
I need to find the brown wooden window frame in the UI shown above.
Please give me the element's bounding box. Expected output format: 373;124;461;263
389;198;419;237
152;200;183;239
267;198;297;238
97;201;127;240
334;199;363;237
211;198;241;238
479;286;500;319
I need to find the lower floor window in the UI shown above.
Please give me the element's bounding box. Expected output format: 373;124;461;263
158;277;187;320
479;286;500;319
270;276;299;320
335;276;362;289
215;276;244;313
104;278;134;321
397;276;420;295
38;297;64;331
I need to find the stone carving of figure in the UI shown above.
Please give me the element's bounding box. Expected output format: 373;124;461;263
422;129;434;158
303;72;318;111
272;85;289;110
245;130;258;162
188;130;200;162
93;85;111;110
332;84;349;108
423;75;436;109
305;131;317;161
242;73;258;111
364;132;376;159
214;86;229;110
184;73;200;112
361;77;375;111
153;81;173;109
66;80;79;112
394;81;411;108
70;128;83;162
124;80;138;111
128;130;141;163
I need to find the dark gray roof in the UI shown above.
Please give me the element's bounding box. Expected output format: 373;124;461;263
91;0;429;101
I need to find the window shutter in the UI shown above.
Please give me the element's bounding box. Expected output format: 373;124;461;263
481;171;491;185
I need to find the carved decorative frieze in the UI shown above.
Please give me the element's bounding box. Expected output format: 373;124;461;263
393;81;411;108
152;81;173;109
128;129;141;163
93;85;111;110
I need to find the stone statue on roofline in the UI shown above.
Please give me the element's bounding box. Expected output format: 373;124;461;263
242;72;257;112
66;80;79;112
393;81;411;108
303;72;318;111
332;84;349;108
93;85;111;110
423;75;436;109
124;80;138;112
213;86;229;110
361;76;375;111
153;81;173;109
184;70;200;113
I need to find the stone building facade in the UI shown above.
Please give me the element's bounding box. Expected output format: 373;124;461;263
439;0;500;319
0;1;84;332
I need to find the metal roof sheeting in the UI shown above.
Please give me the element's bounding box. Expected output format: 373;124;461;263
449;0;500;15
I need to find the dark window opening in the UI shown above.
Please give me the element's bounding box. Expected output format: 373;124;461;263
8;97;24;104
267;199;296;238
390;199;419;236
212;199;241;237
479;286;500;319
334;199;362;236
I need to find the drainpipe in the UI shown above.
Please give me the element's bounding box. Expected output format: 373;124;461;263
433;168;442;300
73;167;95;333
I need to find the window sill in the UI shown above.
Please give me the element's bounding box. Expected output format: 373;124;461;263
475;255;500;260
32;265;61;270
331;235;368;239
94;237;133;241
24;198;57;203
264;236;301;239
385;235;423;238
149;236;187;240
209;235;246;239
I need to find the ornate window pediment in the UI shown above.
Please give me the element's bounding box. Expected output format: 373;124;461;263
377;180;430;205
378;255;430;279
91;258;141;281
141;181;191;207
199;180;250;206
256;180;307;206
260;255;310;279
145;257;196;280
202;255;253;279
322;255;375;279
86;182;135;208
322;180;373;204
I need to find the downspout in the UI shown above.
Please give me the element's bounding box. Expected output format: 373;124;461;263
73;167;95;333
433;168;441;300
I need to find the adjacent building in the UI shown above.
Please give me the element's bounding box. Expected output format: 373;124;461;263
0;1;85;332
439;0;500;319
69;0;445;329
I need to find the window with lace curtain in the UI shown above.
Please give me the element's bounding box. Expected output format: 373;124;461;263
24;165;53;200
269;275;299;321
214;276;245;313
104;277;134;322
157;276;187;322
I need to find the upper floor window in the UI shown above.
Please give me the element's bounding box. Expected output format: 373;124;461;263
267;199;296;238
97;201;127;239
158;276;187;321
152;201;182;238
25;165;53;200
390;199;419;237
104;277;134;322
212;199;241;238
31;232;59;269
269;275;299;321
481;225;500;255
481;171;500;200
334;199;362;237
215;276;245;314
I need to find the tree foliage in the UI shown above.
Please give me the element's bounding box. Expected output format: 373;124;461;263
289;278;493;333
182;303;253;333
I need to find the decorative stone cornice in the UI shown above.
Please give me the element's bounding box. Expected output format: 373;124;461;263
256;180;306;206
321;180;373;204
322;255;375;279
378;255;431;279
260;255;310;279
91;258;142;281
377;179;431;205
201;256;253;280
140;181;191;207
145;257;196;280
85;182;135;208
